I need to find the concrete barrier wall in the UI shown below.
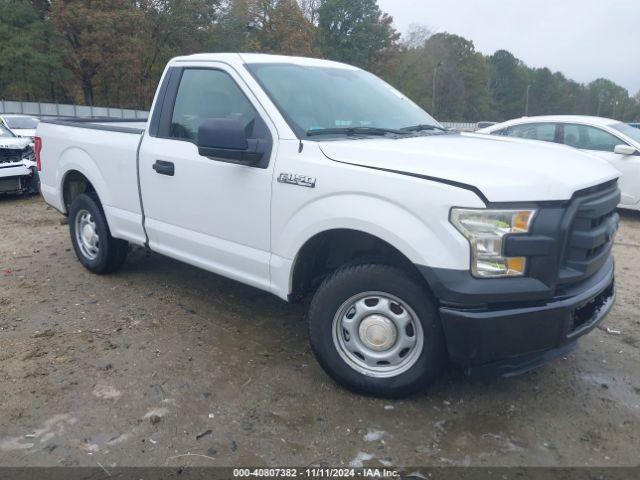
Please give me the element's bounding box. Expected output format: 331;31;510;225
0;100;148;119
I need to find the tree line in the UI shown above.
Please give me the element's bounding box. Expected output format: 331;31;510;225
1;0;638;122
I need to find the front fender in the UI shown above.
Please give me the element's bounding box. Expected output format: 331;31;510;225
274;192;473;273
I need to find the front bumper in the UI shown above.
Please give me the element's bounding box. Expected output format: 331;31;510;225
425;256;615;376
0;163;31;179
0;163;38;193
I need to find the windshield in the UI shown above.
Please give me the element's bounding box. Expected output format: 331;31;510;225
0;123;16;138
246;63;439;138
4;116;39;129
612;123;640;144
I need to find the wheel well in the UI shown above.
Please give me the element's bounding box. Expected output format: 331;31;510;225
62;170;96;212
290;229;429;301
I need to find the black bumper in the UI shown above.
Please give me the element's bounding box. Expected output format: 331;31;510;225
422;256;615;376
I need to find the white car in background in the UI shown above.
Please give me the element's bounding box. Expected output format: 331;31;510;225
477;116;640;210
0;114;40;140
0;122;39;194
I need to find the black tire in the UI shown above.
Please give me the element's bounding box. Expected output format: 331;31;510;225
308;264;446;398
68;192;128;274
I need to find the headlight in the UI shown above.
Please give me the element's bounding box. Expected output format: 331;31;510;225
450;208;536;278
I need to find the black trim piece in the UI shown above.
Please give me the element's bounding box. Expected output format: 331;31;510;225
41;118;146;135
157;67;183;138
134;134;149;248
468;342;577;378
319;149;490;204
473;180;618;210
571;178;618;198
438;266;614;369
557;182;620;286
148;67;177;137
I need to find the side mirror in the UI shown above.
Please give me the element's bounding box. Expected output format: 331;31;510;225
197;118;266;166
614;144;638;156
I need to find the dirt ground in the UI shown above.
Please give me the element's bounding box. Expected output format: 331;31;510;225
0;195;639;468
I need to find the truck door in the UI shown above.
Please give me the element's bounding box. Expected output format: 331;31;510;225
138;64;276;292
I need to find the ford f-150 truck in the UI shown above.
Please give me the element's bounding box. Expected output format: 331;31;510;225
37;53;619;397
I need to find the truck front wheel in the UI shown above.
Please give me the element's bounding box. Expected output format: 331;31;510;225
68;193;128;274
308;264;446;398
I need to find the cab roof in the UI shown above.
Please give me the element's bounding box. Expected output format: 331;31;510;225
495;115;621;127
169;52;358;70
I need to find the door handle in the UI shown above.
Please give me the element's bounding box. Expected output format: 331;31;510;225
152;160;174;176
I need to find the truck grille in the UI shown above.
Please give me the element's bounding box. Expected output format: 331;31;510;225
558;181;620;285
0;148;23;164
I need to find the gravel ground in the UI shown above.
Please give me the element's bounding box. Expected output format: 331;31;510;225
0;195;639;468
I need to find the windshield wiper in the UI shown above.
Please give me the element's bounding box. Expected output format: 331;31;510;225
305;127;410;137
400;124;448;132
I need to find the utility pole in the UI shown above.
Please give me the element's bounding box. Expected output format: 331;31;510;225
432;61;442;115
524;84;531;116
597;96;603;116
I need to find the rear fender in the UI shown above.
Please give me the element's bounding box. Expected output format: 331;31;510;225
56;147;111;213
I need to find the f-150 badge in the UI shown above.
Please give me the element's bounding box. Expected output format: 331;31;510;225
278;173;316;188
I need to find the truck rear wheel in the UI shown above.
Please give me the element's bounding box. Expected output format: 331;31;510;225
308;264;446;398
68;193;128;274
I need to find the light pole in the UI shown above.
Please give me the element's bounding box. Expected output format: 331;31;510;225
524;84;531;116
597;96;603;116
432;61;442;115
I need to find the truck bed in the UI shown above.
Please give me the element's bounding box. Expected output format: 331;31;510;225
41;117;147;134
37;117;148;246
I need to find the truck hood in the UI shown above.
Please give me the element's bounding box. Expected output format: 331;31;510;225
318;133;619;203
0;137;32;150
10;128;36;139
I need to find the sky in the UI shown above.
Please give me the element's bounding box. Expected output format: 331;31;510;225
377;0;640;96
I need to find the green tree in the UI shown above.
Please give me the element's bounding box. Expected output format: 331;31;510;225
246;0;317;56
50;0;140;105
587;78;630;120
487;50;528;120
132;0;221;108
316;0;398;70
385;33;489;121
1;0;638;121
0;0;66;101
213;0;255;52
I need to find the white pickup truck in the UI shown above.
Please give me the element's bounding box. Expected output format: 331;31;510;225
37;53;619;397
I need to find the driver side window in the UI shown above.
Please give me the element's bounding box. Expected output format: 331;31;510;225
170;68;269;144
562;124;622;152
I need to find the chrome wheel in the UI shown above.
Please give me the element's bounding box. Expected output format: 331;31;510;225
332;291;424;378
74;209;100;260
